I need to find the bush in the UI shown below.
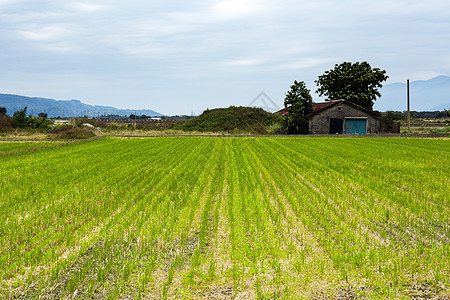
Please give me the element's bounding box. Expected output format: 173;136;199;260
27;117;54;131
266;122;284;134
48;126;96;139
0;115;14;133
12;107;28;128
9;107;53;131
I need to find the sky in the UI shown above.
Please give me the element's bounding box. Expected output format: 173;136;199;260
1;0;450;115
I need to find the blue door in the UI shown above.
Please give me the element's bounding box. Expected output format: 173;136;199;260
344;118;367;134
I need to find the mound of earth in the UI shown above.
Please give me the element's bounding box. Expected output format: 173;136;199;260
171;106;281;134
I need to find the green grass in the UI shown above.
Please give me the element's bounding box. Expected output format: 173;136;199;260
0;140;66;155
0;137;449;299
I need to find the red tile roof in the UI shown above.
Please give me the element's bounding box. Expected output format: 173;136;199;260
306;100;382;118
274;107;289;116
274;101;338;117
313;101;336;111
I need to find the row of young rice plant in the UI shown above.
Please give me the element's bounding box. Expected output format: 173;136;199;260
0;136;448;299
0;141;66;156
254;138;449;297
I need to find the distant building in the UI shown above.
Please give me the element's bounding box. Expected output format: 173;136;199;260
276;100;400;134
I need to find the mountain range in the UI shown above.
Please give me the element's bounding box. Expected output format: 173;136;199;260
0;94;163;118
374;75;450;111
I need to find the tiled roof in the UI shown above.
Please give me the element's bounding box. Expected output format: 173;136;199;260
274;107;289;116
312;101;336;112
275;100;382;119
306;100;382;118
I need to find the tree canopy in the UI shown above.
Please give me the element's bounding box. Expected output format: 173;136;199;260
315;61;388;110
12;107;28;128
283;80;313;134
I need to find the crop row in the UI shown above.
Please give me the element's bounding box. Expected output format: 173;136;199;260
0;137;448;299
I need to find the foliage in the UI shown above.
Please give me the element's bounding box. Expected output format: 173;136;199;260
382;110;406;122
48;126;96;139
265;122;284;134
435;126;450;133
38;112;48;119
0;107;6;115
0;114;13;133
171;106;281;134
12;107;29;128
316;61;388;110
27;117;53;130
128;114;158;120
135;122;175;131
407;110;449;119
442;109;450;118
283;80;313;134
9;107;53;131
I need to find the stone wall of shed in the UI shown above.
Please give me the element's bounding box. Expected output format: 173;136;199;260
308;102;380;134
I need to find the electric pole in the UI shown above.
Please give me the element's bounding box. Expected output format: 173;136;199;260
407;79;411;134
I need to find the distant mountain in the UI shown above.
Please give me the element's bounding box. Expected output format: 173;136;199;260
374;75;450;111
0;94;163;118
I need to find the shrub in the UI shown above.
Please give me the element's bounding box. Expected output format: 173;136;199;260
266;122;284;134
48;126;96;139
0;115;14;133
27;117;54;131
12;107;28;128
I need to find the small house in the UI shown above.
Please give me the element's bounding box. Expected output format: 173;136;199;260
307;100;399;134
276;100;400;134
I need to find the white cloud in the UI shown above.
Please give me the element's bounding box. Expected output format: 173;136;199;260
224;59;265;66
277;58;336;70
18;25;69;41
68;2;109;12
212;0;268;19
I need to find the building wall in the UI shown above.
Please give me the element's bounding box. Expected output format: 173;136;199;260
309;102;382;134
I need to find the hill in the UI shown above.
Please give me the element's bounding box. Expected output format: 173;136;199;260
375;75;450;111
171;106;281;134
0;94;163;118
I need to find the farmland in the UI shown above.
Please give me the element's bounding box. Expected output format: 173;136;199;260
0;137;449;299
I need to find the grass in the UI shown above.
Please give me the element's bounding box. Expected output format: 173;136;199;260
170;106;282;134
0;136;448;299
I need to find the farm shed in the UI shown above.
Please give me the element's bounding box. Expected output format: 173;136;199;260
276;100;400;134
307;100;400;134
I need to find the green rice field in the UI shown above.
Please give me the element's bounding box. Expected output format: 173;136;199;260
1;137;449;299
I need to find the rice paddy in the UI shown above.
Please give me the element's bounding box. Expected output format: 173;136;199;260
0;136;449;299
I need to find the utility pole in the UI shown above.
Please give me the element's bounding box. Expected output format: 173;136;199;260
407;79;411;134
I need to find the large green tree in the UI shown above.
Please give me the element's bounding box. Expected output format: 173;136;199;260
315;61;388;110
283;80;313;134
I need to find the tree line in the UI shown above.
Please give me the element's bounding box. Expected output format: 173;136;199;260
0;106;53;132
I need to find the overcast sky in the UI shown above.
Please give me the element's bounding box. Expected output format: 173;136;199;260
1;0;449;115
